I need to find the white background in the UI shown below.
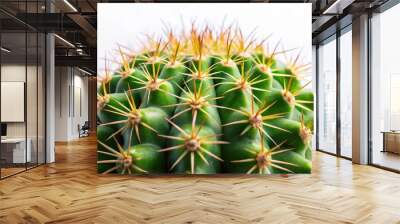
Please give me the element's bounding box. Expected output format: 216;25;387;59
97;3;311;76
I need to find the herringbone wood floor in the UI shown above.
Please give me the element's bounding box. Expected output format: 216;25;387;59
1;135;400;224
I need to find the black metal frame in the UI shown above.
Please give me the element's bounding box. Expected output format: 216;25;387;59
0;0;47;180
0;16;2;179
315;44;319;151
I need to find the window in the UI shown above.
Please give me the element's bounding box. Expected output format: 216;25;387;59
317;36;337;154
371;3;400;171
339;28;352;158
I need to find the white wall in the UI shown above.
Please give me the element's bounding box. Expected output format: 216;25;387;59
1;65;26;141
55;67;69;141
1;65;38;138
54;67;89;141
71;73;89;138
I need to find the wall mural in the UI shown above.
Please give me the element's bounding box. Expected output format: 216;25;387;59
97;3;313;175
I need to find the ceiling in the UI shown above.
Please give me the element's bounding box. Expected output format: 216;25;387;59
0;0;392;72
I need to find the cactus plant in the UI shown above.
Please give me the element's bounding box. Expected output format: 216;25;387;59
97;23;313;175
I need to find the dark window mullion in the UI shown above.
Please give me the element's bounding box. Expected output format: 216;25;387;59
0;20;2;179
36;0;39;167
336;28;341;157
367;11;373;165
25;0;28;171
315;45;320;150
44;0;48;165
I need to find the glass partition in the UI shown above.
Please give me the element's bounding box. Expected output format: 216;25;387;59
1;30;28;177
0;1;46;179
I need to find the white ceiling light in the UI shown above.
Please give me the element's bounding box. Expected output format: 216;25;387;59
78;67;93;76
323;0;354;15
1;47;11;53
63;0;78;12
54;34;75;48
76;48;84;55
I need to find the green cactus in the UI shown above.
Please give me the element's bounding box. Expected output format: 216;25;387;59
98;139;165;174
160;119;225;174
97;125;120;173
97;24;314;175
